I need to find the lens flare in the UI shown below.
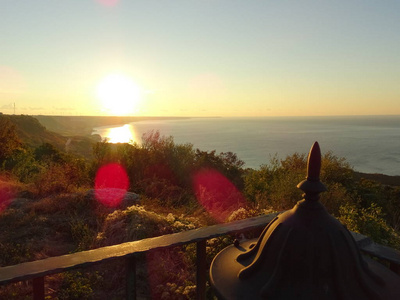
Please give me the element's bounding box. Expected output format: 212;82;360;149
95;0;119;7
0;193;11;213
95;163;129;207
192;169;246;223
0;179;16;213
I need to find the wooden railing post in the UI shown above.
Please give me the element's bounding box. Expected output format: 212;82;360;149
196;240;207;300
390;262;400;276
126;256;137;300
33;276;45;300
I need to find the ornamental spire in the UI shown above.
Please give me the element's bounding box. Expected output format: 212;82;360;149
297;141;327;200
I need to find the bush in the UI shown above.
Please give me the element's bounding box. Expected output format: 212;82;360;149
91;131;246;213
338;202;400;248
0;116;22;162
244;151;357;212
3;149;41;183
57;271;102;300
147;247;196;300
33;161;89;197
244;154;305;210
95;205;199;247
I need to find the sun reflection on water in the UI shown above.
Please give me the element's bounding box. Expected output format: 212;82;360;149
105;124;138;144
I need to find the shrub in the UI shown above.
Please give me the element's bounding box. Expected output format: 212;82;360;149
244;151;356;212
243;154;304;210
147;247;196;300
95;205;199;247
69;216;96;251
33;161;89;197
338;202;400;248
57;271;102;300
3;149;41;183
0;116;22;162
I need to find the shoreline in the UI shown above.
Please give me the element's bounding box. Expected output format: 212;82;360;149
353;171;400;187
34;115;193;136
32;115;400;180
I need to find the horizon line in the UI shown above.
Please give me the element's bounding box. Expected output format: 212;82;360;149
3;113;400;118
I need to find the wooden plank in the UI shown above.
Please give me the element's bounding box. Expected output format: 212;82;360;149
0;213;279;285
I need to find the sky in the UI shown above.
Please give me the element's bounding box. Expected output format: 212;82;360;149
1;0;399;117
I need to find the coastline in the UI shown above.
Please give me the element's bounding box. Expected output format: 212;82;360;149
34;116;400;180
34;115;192;136
354;171;400;187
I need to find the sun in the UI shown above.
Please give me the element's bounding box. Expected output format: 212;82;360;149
96;73;141;115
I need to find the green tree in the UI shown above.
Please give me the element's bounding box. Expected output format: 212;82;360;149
0;116;22;162
4;148;41;183
34;142;64;163
193;150;245;189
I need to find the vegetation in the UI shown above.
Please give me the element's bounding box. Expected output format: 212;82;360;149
0;114;400;299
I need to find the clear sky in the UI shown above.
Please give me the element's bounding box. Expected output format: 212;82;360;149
1;0;399;117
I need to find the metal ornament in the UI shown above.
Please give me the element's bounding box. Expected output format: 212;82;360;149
210;142;400;299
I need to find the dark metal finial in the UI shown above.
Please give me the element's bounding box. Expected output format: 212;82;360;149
297;141;327;199
307;141;321;181
210;141;400;300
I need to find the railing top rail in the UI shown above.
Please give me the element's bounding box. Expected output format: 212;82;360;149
1;211;399;286
0;213;279;285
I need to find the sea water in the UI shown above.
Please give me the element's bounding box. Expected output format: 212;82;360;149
92;116;400;176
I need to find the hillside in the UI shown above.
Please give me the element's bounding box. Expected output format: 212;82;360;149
3;115;99;158
354;171;400;187
3;115;67;150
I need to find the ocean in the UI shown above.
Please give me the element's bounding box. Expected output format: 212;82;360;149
92;116;400;176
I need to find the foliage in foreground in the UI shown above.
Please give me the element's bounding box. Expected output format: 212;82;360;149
1;116;400;298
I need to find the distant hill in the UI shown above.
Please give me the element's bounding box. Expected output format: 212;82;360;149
354;171;400;186
4;115;188;159
4;115;67;150
3;115;99;158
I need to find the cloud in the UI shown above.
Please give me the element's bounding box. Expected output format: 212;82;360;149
1;103;14;109
53;106;76;111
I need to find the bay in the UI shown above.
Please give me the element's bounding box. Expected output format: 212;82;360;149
92;116;400;176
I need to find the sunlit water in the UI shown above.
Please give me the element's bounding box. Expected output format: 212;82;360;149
93;124;139;144
92;116;400;176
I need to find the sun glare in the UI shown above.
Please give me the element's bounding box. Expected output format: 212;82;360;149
106;124;138;144
96;73;141;116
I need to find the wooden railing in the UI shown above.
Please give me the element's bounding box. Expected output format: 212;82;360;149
1;212;400;299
